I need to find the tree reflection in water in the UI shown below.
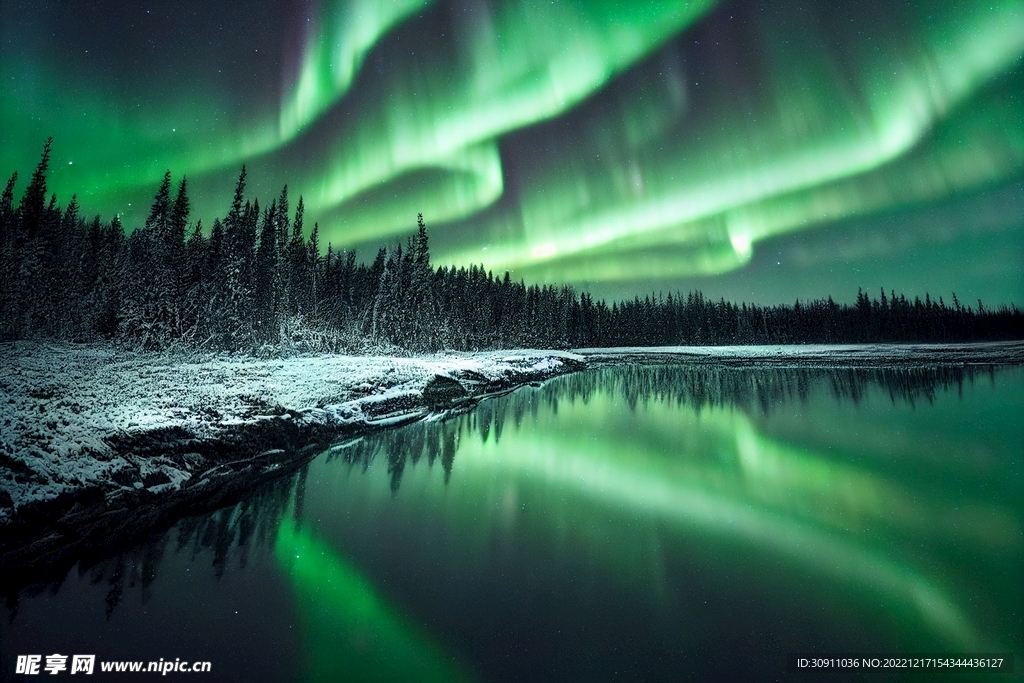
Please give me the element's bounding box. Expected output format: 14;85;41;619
338;363;1002;491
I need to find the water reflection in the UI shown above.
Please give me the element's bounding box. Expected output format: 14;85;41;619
339;363;1008;492
3;363;1020;681
324;363;1021;658
4;472;298;623
274;518;473;683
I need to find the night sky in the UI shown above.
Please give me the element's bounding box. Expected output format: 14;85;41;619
1;0;1021;304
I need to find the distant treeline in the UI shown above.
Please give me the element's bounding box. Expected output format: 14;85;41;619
1;140;1021;352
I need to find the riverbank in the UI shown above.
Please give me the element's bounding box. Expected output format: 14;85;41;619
0;343;584;573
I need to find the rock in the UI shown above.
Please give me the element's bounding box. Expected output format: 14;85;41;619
422;374;469;408
142;469;172;487
450;369;489;390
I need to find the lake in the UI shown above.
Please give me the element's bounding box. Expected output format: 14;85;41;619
3;363;1021;681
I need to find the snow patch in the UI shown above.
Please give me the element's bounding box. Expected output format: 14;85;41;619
0;343;583;521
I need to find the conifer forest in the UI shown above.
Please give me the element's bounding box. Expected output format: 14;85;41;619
2;141;1021;354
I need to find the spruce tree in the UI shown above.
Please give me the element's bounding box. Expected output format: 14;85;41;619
11;141;55;337
0;173;18;338
55;195;88;339
224;197;258;349
0;172;18;337
18;138;52;241
206;218;227;345
179;220;205;341
287;197;306;319
371;245;406;347
273;186;290;340
306;222;320;325
408;213;438;350
93;216;124;338
255;201;279;343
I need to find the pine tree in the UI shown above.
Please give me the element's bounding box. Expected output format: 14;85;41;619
306;222;320;325
371;245;404;347
0;172;18;338
76;215;103;338
94;216;125;338
11;142;55;337
145;171;172;233
273;186;290;341
180;220;205;341
287;196;307;319
205;218;228;345
56;195;88;339
222;170;253;347
123;171;184;347
225;166;247;238
118;223;156;347
0;184;15;336
18;138;52;241
408;213;438;350
255;201;279;344
224;196;258;349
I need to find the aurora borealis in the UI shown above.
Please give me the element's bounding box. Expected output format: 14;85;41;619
1;0;1022;303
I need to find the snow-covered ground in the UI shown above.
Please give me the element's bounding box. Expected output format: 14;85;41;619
0;342;584;530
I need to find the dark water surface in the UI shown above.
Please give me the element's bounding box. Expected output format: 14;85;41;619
3;364;1022;681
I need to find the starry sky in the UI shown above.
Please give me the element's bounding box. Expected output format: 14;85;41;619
1;0;1022;304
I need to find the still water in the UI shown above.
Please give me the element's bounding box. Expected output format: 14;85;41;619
3;364;1022;681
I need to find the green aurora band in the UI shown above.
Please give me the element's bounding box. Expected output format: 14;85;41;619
1;0;1021;301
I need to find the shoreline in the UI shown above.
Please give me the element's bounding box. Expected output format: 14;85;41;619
578;340;1024;367
2;340;1022;582
0;343;585;578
